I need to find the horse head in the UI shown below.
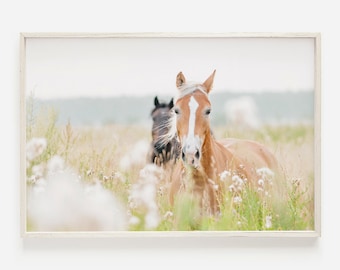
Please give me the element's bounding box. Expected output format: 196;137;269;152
150;96;180;165
174;70;216;168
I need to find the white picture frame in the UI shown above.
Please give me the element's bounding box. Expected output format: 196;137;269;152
20;32;321;238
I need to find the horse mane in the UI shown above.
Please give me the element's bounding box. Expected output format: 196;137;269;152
176;82;208;100
155;113;177;148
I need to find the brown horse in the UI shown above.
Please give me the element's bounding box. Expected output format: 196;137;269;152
149;96;181;167
169;70;278;214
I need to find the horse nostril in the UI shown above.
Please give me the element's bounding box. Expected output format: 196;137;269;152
182;149;186;161
195;150;200;160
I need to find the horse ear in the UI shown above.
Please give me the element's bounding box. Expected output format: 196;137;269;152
168;98;174;109
176;72;186;88
154;96;159;107
202;70;216;93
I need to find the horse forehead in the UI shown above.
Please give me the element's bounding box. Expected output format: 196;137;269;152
193;91;210;107
177;92;210;110
152;107;170;118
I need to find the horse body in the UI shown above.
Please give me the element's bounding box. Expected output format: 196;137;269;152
169;71;278;214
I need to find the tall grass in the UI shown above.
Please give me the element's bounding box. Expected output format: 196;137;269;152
25;101;315;232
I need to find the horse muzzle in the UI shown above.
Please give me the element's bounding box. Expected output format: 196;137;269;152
181;137;201;168
154;141;166;153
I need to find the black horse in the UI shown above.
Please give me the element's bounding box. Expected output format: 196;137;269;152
149;96;180;166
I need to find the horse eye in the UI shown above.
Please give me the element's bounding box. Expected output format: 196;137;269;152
205;108;211;115
174;108;180;115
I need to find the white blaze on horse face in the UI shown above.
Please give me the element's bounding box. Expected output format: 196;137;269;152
182;96;201;167
188;96;198;139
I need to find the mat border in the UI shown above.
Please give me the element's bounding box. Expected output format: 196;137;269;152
20;32;321;238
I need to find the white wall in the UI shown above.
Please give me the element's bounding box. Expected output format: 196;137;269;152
1;1;338;269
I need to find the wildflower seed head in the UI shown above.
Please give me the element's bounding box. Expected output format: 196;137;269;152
129;215;141;226
219;170;231;182
256;167;274;182
265;215;272;229
86;169;94;176
145;211;160;230
231;174;244;192
47;155;65;175
233;196;243;205
292;177;302;187
258;179;264;187
32;164;44;179
229;184;235;193
27;170;127;231
163;211;173;219
26;137;47;161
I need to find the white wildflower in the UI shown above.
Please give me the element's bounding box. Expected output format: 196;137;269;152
31;178;47;194
229;184;236;193
128;164;163;230
133;183;156;208
27;170;127;231
26;137;47;161
139;164;163;181
86;169;94;176
258;179;265;187
256;167;274;178
47;155;65;175
231;175;244;192
129;215;141;226
219;170;231;182
83;182;127;230
145;211;160;230
265;215;272;229
163;211;173;219
233;196;243;205
256;167;274;190
31;164;44;179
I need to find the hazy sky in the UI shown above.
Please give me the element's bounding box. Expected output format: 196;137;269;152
25;37;315;99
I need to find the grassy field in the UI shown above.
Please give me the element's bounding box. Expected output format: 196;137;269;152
25;104;315;232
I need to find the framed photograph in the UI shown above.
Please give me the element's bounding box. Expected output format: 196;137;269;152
20;32;321;237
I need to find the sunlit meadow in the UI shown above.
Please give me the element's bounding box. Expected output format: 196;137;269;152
25;96;315;232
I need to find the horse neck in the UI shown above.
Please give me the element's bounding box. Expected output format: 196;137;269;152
200;131;236;179
200;131;221;178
